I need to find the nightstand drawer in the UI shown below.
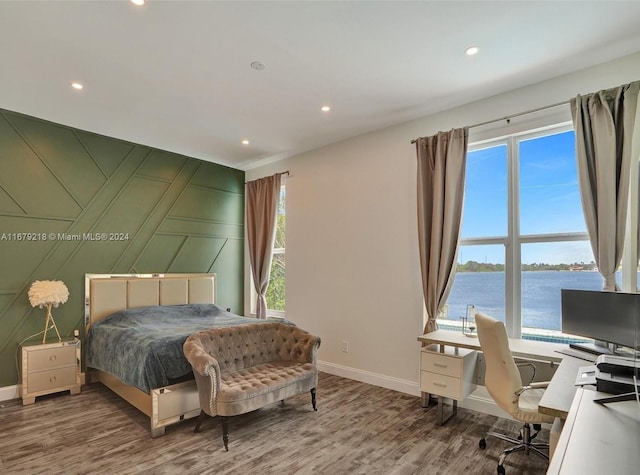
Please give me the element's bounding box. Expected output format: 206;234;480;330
420;351;463;378
27;345;76;371
27;366;77;394
420;372;463;400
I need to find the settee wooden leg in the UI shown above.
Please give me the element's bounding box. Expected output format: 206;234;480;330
194;410;206;433
221;416;229;451
311;388;317;411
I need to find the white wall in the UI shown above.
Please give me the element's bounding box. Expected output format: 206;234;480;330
245;52;640;396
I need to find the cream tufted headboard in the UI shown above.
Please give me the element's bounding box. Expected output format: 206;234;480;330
84;273;216;333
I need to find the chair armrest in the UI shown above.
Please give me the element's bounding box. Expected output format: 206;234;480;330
300;335;322;365
184;339;220;377
516;380;550;396
183;335;222;415
516;362;537;385
281;327;321;365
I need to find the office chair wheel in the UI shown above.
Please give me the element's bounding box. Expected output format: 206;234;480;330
479;438;487;449
497;465;506;475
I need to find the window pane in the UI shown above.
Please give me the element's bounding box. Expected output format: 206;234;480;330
266;185;286;313
266;253;285;311
443;245;506;326
461;144;508;238
520;241;602;334
519;130;585;235
275;186;286;248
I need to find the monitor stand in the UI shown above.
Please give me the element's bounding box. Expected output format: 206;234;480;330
569;342;611;356
595;374;639;405
594;391;639;404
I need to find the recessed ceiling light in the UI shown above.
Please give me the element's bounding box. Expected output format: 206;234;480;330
71;82;84;90
465;46;479;56
321;106;331;112
131;0;145;5
250;61;266;71
241;139;250;145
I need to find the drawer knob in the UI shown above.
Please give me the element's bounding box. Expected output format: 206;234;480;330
49;376;57;383
49;355;57;361
433;363;448;368
433;382;447;388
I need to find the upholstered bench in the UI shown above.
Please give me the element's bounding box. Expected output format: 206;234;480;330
183;322;321;450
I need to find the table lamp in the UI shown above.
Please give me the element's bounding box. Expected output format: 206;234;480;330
28;280;69;344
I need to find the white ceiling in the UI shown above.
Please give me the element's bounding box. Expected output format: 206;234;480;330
1;1;640;170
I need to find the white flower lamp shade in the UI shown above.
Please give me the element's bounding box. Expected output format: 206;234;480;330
28;280;69;344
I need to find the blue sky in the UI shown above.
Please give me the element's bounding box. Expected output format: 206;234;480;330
459;130;594;265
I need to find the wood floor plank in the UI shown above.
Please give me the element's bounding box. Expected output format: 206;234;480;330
0;373;549;474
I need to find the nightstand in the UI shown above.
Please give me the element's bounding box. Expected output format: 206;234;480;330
20;339;81;405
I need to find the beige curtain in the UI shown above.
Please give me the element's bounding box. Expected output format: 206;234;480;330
246;173;282;318
571;81;640;291
416;128;468;333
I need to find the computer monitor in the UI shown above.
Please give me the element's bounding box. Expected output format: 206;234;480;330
561;289;640;355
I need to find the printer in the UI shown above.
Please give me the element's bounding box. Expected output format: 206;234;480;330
594;354;640;394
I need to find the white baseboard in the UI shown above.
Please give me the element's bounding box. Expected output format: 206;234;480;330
318;360;504;418
0;385;19;402
318;360;420;396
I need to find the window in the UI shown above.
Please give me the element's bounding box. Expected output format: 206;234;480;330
265;185;285;315
444;124;603;340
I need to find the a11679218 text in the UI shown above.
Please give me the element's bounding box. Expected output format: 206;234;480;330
0;232;130;242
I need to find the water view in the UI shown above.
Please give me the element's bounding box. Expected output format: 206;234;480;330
444;271;608;331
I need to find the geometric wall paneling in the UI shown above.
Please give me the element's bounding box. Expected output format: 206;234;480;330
159;217;244;239
171;185;244;223
0;112;83;219
0;294;14;315
165;236;228;273
133;235;189;274
74;130;134;178
5;111;108;207
0;217;72;291
96;176;170;236
0;108;245;388
190;161;245;194
114;163;203;272
137;149;188;181
0;185;25;214
208;237;244;314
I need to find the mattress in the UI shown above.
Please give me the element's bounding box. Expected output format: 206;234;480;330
86;304;267;393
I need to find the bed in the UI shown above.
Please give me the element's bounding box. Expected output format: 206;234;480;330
84;273;262;437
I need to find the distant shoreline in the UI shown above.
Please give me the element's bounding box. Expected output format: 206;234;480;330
456;269;601;273
456;261;599;273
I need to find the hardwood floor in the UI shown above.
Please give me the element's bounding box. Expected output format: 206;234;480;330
0;373;549;474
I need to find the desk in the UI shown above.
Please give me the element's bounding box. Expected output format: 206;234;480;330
419;330;640;473
417;330;584;424
547;388;640;474
538;356;585;419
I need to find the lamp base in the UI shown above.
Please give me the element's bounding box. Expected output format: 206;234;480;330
43;303;62;344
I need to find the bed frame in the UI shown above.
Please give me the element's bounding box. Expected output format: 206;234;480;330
84;273;217;437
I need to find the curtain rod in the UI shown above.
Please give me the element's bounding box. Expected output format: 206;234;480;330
245;170;289;184
410;99;570;144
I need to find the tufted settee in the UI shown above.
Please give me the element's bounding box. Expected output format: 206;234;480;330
183;322;321;450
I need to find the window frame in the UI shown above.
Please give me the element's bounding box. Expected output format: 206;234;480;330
460;121;590;338
265;184;286;317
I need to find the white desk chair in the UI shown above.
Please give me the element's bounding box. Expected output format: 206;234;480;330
475;312;555;474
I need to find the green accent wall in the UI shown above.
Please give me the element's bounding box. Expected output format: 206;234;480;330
0;108;245;388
